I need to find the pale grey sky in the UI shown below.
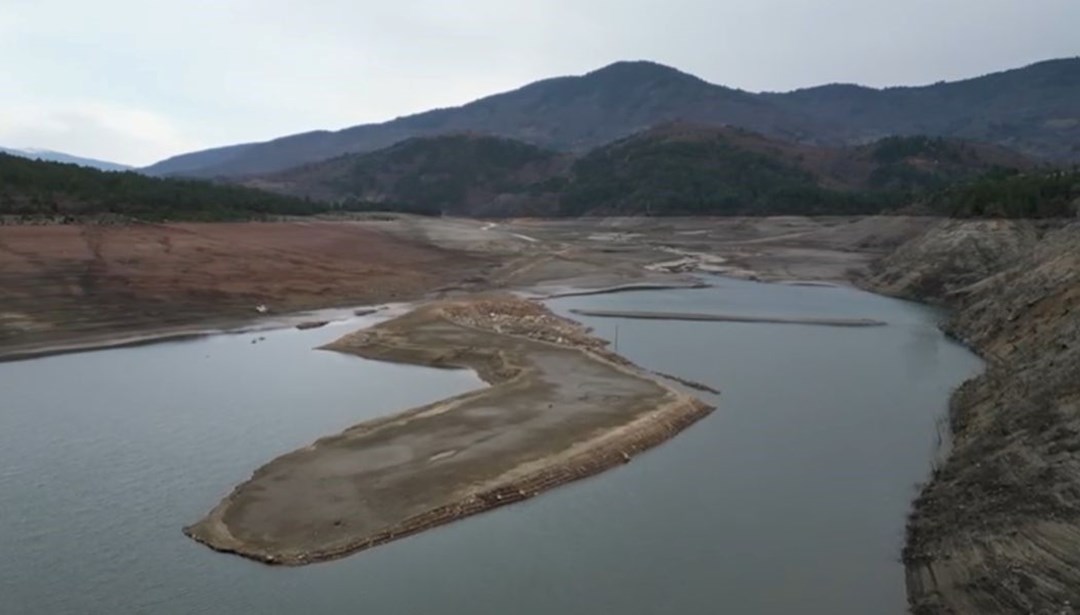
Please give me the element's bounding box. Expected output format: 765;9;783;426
2;0;1077;165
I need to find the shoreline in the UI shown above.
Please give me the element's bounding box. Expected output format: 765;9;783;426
0;278;717;364
529;280;710;299
860;220;1080;613
0;304;396;364
183;295;713;565
568;308;887;327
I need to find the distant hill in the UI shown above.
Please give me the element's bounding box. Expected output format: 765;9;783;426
249;134;571;217
0;153;326;221
247;126;1037;217
763;57;1080;161
145;57;1080;177
926;168;1080;218
0;147;132;172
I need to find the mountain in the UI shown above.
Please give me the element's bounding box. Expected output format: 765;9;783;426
246;125;1037;217
762;57;1080;161
145;61;801;177
0;153;325;221
0;147;132;172
145;57;1080;178
558;126;1036;216
247;134;570;217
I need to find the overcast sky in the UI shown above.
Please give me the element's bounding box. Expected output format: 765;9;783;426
2;0;1077;166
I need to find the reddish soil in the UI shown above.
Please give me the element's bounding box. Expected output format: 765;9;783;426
0;221;491;353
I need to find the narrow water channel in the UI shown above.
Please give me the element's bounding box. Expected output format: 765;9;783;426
0;279;982;614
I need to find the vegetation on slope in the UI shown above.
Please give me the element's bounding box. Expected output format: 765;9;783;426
559;129;869;215
927;168;1080;218
253;135;567;217
0;153;329;221
6;129;1057;223
859;135;1037;194
249;127;1042;218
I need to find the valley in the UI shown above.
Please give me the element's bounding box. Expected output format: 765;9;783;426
2;44;1078;615
2;212;1078;614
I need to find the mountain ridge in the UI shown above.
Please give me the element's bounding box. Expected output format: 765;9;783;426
144;57;1080;178
245;125;1039;217
0;147;133;172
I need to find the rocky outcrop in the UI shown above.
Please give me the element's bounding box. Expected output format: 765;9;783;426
864;220;1080;614
868;220;1040;303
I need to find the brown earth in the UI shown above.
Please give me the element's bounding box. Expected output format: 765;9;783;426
864;219;1080;614
177;216;933;567
0;218;497;358
8;213;1076;613
0;215;934;359
183;295;712;564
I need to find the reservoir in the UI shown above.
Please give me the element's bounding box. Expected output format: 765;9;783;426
0;279;982;614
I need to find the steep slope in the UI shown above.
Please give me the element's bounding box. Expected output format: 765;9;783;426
248;134;570;217
0;147;132;172
145;57;1080;178
865;220;1080;614
0;153;323;221
248;125;1037;217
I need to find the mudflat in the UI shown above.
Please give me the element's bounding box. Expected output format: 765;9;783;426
0;219;494;356
184;296;712;564
0;215;934;359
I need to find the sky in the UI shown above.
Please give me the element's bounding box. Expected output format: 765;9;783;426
2;0;1078;166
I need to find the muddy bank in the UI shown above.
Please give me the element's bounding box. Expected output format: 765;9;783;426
0;304;393;363
569;308;885;327
0;220;498;358
184;296;712;565
2;216;933;361
864;219;1080;614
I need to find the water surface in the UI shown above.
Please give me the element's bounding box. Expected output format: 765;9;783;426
1;280;982;614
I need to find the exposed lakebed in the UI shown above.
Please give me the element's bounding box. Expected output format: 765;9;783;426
1;278;982;614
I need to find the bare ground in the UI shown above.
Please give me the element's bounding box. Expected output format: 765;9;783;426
0;215;933;359
183;296;712;564
864;219;1080;614
8;214;1072;612
0;218;497;358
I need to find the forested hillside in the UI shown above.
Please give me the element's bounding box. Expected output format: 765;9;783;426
0;154;327;221
927;169;1080;218
249;135;569;217
248;126;1039;218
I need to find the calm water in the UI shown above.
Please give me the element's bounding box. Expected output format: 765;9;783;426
1;279;982;614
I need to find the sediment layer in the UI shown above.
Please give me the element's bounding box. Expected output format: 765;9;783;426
184;295;712;565
865;219;1080;614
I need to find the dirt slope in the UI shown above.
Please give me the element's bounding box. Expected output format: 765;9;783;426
0;220;493;356
865;219;1080;614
